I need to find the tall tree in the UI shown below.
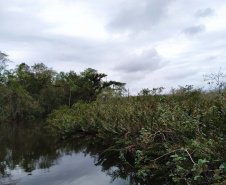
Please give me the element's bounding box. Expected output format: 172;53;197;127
0;51;9;72
80;68;126;101
0;51;10;83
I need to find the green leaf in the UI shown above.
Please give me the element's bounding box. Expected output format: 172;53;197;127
208;139;213;145
194;175;200;180
198;159;208;165
170;154;178;158
198;159;204;165
172;177;179;182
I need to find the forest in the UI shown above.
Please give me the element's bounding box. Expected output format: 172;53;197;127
0;51;125;122
0;51;226;184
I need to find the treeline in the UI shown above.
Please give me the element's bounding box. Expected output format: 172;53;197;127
0;52;125;122
1;51;226;184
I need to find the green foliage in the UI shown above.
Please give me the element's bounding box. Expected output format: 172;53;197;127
0;53;125;123
0;51;10;75
1;52;225;183
0;85;42;122
47;87;226;184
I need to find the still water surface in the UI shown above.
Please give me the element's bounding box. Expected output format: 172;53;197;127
0;123;138;185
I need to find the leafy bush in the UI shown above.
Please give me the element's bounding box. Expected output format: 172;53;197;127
47;88;226;184
0;85;42;123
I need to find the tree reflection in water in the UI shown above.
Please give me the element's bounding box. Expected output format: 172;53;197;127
0;122;62;184
0;122;149;185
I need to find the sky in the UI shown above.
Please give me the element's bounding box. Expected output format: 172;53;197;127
0;0;226;94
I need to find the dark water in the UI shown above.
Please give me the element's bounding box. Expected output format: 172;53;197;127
0;122;141;185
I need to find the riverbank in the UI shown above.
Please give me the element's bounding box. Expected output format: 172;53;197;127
47;89;226;184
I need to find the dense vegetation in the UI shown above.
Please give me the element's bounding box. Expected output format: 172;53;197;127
0;51;125;122
47;86;226;184
1;51;226;184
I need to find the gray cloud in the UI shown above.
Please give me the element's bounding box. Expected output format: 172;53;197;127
182;24;206;35
115;49;162;73
1;0;226;94
0;4;52;43
195;8;214;17
0;2;125;70
107;0;174;33
165;70;199;81
204;56;218;62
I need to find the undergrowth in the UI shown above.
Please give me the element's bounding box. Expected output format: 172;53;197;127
47;88;226;184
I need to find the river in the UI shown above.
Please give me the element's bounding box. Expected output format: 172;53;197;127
0;122;143;185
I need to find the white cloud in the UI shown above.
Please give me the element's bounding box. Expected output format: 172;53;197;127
1;0;226;94
37;1;109;39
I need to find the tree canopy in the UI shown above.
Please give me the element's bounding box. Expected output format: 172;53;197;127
0;53;126;122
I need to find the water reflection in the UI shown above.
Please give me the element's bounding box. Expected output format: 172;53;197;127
0;123;144;185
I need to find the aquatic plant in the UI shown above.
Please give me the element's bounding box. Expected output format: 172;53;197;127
47;87;226;184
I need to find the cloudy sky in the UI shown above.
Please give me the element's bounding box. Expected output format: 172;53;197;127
1;0;226;94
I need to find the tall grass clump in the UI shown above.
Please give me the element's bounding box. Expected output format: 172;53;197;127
47;87;226;184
